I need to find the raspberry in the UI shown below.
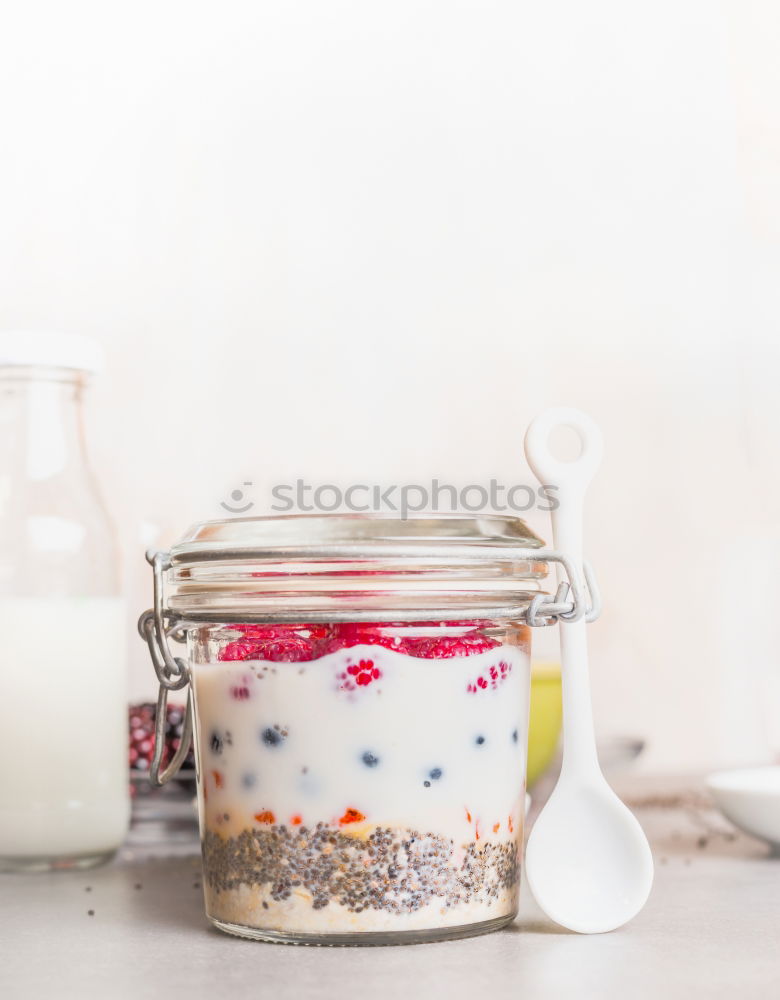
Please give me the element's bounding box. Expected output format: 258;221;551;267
219;639;261;661
220;632;315;663
229;677;252;700
218;624;331;662
338;658;381;691
325;621;499;659
466;658;513;693
349;659;381;686
323;623;410;655
290;624;332;642
257;635;318;661
409;633;500;659
235;623;332;642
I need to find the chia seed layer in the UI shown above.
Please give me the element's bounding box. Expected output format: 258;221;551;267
202;823;520;919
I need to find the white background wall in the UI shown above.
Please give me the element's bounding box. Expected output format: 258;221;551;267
1;1;778;771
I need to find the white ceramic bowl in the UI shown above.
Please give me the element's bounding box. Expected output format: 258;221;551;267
706;766;780;849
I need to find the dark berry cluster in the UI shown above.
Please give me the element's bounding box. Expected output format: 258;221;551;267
128;702;194;773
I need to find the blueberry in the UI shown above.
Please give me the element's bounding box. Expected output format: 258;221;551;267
242;773;257;789
429;768;443;780
210;731;224;755
512;729;518;744
475;735;486;746
261;727;285;747
423;780;431;788
361;751;380;768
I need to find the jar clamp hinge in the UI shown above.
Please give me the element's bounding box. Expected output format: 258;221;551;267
137;550;193;786
524;554;601;627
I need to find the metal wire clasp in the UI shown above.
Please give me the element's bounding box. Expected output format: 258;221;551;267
137;550;193;786
525;557;601;627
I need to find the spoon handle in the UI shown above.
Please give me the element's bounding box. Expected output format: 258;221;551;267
524;407;604;781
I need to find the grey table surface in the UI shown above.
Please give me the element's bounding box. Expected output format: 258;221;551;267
1;774;778;1000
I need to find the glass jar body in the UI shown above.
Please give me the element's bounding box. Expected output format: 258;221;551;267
0;365;129;871
188;618;531;944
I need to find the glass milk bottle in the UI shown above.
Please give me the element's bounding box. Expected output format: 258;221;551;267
0;332;129;870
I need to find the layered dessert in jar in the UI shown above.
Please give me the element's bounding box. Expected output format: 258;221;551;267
190;618;530;943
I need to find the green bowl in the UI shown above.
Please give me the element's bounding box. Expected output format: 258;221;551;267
527;663;562;787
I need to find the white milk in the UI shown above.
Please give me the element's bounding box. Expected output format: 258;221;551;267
0;597;129;862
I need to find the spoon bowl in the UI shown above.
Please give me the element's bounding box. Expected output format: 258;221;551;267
526;774;654;933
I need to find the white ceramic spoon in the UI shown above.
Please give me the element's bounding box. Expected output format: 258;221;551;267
524;407;654;933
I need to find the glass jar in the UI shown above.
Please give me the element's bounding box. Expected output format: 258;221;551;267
141;514;583;944
0;333;129;871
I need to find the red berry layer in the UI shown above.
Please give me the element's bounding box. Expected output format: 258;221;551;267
217;622;501;663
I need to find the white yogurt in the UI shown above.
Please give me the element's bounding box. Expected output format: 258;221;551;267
0;597;130;863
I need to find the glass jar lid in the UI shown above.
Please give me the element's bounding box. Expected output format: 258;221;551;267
165;513;550;623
